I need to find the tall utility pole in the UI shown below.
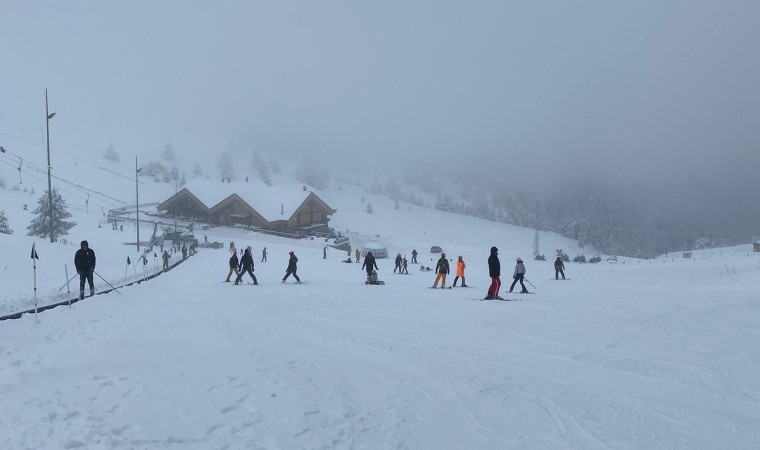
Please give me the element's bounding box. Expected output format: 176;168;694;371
533;205;541;258
45;89;57;243
136;156;141;251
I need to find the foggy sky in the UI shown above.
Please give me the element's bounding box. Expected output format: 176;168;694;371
2;1;759;235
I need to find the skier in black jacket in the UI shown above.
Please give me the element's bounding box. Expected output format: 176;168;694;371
225;252;240;282
362;251;379;284
554;257;566;280
74;240;96;299
362;251;378;275
235;248;258;285
485;246;502;300
282;251;301;283
394;253;402;274
432;253;450;288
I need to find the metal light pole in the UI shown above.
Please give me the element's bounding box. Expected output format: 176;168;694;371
45;89;57;243
136;156;141;251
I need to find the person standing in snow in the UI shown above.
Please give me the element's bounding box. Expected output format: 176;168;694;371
432;253;450;288
225;251;240;282
323;245;327;259
485;246;502;300
362;251;378;277
261;247;267;262
282;251;301;283
235;248;259;285
74;240;96;300
554;256;566;280
509;257;528;293
402;256;409;274
394;253;402;274
452;256;468;287
355;248;361;264
162;250;170;271
411;249;418;264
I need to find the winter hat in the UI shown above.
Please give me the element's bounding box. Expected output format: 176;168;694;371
80;240;88;248
441;253;446;258
289;251;294;255
490;246;498;254
517;257;523;262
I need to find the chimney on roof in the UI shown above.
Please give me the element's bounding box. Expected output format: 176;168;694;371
303;185;307;191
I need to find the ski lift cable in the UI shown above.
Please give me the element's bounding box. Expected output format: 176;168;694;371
0;158;123;210
0;153;125;208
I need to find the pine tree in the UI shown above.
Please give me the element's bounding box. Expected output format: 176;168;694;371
217;151;235;181
163;143;177;162
0;209;12;234
103;145;120;162
26;189;76;241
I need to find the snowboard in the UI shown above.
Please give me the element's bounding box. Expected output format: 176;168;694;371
476;297;521;302
429;286;452;289
366;281;385;285
550;278;570;281
452;285;476;288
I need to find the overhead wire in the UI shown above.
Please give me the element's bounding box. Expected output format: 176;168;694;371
0;153;127;211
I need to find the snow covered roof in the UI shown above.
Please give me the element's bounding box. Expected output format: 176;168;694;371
363;240;387;250
176;179;332;222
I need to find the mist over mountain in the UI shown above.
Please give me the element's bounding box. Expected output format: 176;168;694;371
2;1;759;256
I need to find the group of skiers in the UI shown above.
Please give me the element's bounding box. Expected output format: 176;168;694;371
485;247;529;300
74;239;567;299
393;253;409;274
224;243;299;285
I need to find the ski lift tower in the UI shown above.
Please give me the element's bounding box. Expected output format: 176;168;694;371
533;205;545;260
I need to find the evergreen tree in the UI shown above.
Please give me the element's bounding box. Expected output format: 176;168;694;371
163;143;177;162
217;151;235;181
103;145;120;162
251;153;272;185
0;209;12;235
26;189;76;241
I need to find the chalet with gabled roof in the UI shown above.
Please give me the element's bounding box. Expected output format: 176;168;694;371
156;180;336;233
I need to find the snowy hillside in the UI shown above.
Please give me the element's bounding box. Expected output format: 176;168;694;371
1;154;759;449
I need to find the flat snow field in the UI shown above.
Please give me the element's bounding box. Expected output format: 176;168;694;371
1;243;759;449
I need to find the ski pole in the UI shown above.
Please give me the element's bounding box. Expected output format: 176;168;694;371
524;277;537;290
59;271;78;291
94;270;122;294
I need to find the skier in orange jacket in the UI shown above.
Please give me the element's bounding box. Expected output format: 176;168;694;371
452;255;468;287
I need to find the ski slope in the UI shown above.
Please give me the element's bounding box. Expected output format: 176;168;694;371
1;235;759;448
1;157;759;449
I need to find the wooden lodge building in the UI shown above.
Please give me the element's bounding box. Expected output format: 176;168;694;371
157;179;336;234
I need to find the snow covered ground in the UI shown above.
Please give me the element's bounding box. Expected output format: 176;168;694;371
1;158;760;449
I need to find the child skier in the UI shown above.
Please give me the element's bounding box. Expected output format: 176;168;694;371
282;251;301;283
225;251;240;282
452;256;467;287
509;257;528;293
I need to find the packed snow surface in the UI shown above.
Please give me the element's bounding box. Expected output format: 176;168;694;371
1;160;759;449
